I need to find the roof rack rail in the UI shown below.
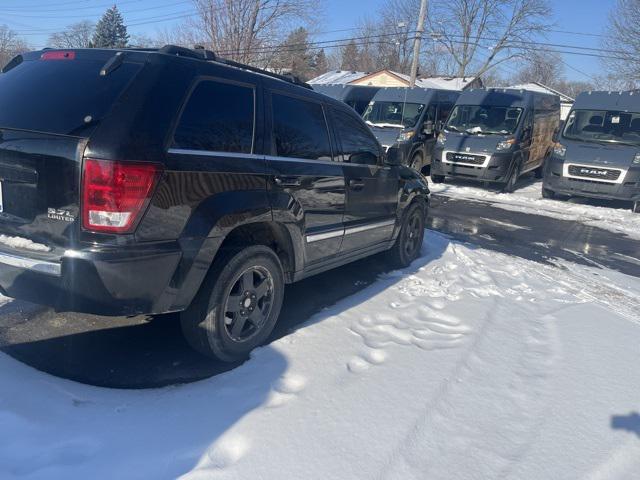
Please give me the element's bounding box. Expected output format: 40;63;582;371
157;44;311;89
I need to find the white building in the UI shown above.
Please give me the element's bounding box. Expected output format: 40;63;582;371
509;82;574;120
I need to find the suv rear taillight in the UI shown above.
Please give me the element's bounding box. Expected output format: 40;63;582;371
81;158;161;234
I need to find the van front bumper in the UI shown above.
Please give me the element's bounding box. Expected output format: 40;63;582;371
0;242;185;316
543;156;640;202
431;148;514;182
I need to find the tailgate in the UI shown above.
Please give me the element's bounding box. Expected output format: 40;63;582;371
0;128;83;254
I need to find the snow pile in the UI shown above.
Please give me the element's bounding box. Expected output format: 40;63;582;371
430;179;640;239
0;234;50;253
1;231;640;479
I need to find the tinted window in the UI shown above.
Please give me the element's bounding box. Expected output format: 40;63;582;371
272;94;332;160
362;101;425;128
0;56;142;135
332;109;380;165
173;80;254;153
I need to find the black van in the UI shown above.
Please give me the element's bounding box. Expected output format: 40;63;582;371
0;46;429;361
432;89;560;192
361;87;459;172
543;91;640;213
311;84;380;115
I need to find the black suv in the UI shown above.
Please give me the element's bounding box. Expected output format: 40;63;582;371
0;46;429;361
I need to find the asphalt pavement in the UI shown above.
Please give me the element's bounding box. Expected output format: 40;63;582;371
1;192;638;388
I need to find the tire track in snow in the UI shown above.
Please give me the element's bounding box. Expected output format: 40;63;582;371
376;246;561;480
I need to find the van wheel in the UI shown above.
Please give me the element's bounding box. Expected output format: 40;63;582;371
181;246;284;362
410;152;423;172
430;173;445;184
502;160;522;193
633;201;640;213
542;187;556;199
387;201;426;268
534;162;545;179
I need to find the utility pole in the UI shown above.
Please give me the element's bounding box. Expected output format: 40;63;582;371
409;0;428;87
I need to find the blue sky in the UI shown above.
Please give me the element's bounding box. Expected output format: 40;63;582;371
1;0;616;82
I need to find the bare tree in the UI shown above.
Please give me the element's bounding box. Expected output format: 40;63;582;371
602;0;640;87
513;50;564;87
48;21;95;48
188;0;319;66
0;25;28;69
428;0;551;78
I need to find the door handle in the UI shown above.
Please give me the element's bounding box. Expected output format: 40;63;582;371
348;178;365;191
274;175;302;187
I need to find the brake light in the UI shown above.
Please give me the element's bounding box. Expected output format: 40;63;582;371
82;158;161;234
41;51;76;61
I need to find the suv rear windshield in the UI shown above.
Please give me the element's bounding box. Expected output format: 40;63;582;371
0;52;143;136
563;109;640;146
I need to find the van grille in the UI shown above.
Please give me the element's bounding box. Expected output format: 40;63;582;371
567;165;621;181
445;152;486;165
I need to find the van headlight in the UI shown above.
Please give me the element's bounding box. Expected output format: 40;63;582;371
553;142;566;157
496;138;516;151
397;130;415;142
437;133;446;145
634;152;640;164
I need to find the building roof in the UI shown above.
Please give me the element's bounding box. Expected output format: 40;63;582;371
308;69;480;91
509;82;574;103
307;70;369;85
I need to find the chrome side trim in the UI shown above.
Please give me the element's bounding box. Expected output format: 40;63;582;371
168;148;264;160
264;155;338;167
442;150;491;168
306;229;345;243
562;162;627;185
0;251;61;276
345;219;396;235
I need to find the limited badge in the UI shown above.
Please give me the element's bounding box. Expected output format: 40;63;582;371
47;208;75;222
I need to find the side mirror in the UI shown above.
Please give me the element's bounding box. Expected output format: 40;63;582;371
423;120;434;136
436;120;444;132
384;147;401;166
553;121;564;142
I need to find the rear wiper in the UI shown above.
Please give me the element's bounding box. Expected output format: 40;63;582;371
1;54;22;73
100;51;125;76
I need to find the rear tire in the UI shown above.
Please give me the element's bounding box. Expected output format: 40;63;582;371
387;201;426;268
430;173;445;184
534;162;545;179
180;246;285;362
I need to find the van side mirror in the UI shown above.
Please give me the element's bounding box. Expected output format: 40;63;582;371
349;151;378;165
384;147;401;166
423;120;434;136
553;121;564;142
436;120;444;132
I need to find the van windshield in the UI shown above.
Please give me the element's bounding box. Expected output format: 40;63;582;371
0;54;142;136
445;105;523;135
562;109;640;146
362;101;425;129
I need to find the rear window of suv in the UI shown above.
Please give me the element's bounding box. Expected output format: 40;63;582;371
0;52;143;136
173;80;255;153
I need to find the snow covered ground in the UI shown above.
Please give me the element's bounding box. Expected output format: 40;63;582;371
430;178;640;240
1;231;640;479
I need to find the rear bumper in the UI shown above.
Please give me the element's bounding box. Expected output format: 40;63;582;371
431;148;514;183
0;242;187;316
543;156;640;202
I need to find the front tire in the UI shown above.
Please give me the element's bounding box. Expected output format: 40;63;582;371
387;201;426;268
181;246;285;362
502;159;522;193
410;152;423;172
